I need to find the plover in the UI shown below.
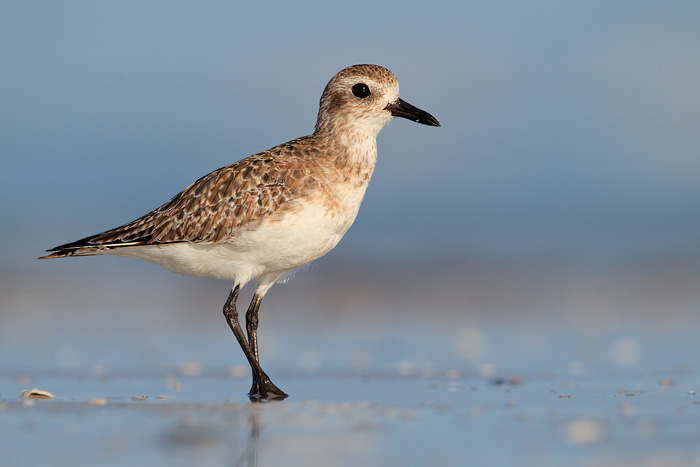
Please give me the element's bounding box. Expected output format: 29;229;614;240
41;64;440;399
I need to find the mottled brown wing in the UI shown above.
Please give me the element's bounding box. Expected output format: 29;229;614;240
93;158;297;245
41;141;320;257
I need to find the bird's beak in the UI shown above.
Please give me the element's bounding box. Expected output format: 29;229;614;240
386;98;440;127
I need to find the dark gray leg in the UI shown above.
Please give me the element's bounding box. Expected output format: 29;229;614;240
245;293;262;394
222;285;287;399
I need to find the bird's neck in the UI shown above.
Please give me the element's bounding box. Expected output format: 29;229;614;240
314;129;378;183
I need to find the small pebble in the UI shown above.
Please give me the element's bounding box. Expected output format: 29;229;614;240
21;388;55;399
509;375;523;386
88;398;108;405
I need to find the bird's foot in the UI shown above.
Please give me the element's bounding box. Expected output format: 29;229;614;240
249;376;288;400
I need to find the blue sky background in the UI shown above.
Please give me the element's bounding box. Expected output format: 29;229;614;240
2;1;700;273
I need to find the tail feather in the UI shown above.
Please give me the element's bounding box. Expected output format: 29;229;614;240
39;234;149;259
39;234;102;259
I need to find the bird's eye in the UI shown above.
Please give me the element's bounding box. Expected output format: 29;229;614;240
352;83;371;98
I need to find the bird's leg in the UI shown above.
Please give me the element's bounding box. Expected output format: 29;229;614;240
245;294;262;360
244;292;286;399
223;285;287;400
245;293;262;393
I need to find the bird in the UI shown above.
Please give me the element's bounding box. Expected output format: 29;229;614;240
40;64;440;399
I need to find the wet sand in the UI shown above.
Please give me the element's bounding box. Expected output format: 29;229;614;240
2;370;699;466
2;260;699;466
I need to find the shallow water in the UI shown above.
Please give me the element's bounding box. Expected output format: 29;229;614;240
2;262;700;466
2;370;699;466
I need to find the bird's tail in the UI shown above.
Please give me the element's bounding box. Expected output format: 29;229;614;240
39;235;106;259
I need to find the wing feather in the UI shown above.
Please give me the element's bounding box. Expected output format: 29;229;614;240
41;137;325;258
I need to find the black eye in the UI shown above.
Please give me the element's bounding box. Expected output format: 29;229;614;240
352;83;371;98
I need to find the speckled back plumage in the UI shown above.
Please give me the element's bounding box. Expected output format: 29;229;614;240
62;139;325;248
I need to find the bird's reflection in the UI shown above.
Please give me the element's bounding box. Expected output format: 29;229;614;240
234;397;283;467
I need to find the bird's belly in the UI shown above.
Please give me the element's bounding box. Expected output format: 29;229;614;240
109;198;362;284
229;200;358;271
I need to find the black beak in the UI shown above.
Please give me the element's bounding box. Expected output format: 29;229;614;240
386;98;440;127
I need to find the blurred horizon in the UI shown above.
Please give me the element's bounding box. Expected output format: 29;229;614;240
3;1;700;274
